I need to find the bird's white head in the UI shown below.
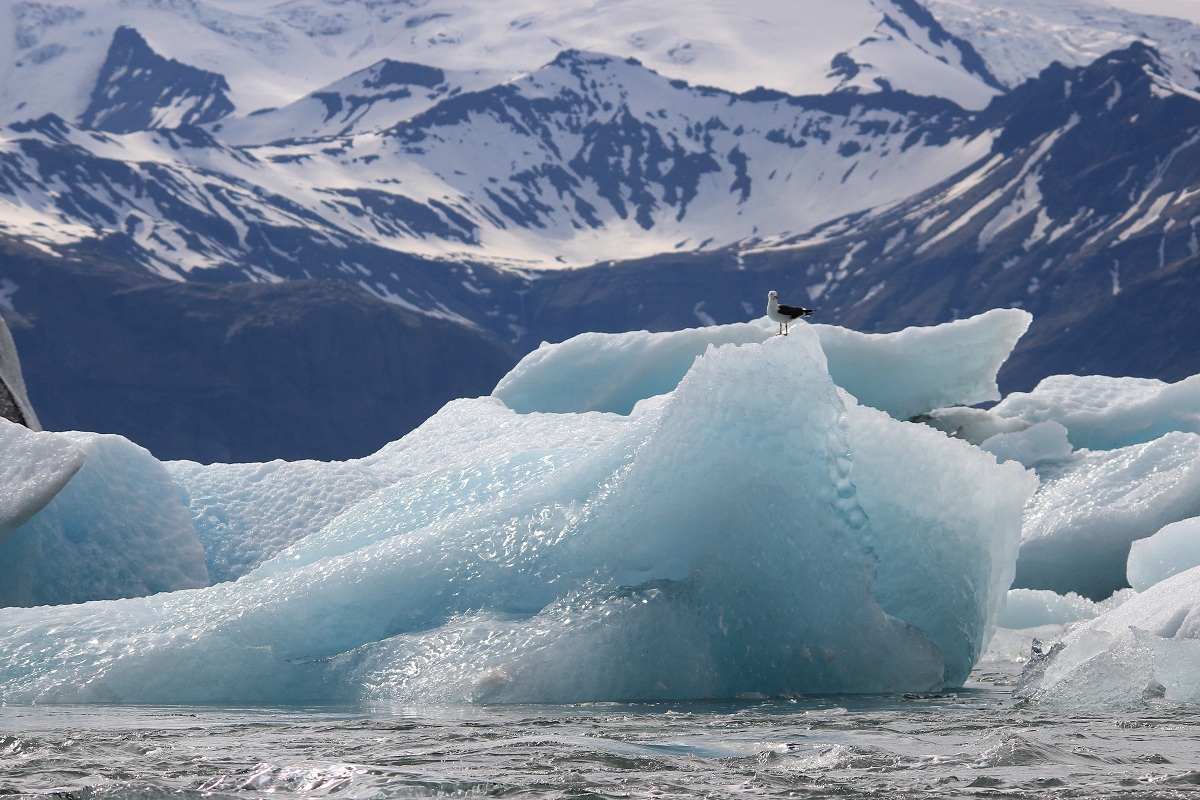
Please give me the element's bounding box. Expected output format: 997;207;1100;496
768;290;778;301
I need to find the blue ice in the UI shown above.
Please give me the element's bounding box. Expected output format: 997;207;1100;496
0;313;1038;704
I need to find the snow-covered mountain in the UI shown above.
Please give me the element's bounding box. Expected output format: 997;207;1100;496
2;0;1004;129
0;49;993;278
3;0;1200;460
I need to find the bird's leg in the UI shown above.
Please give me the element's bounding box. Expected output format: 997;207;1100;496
783;322;789;336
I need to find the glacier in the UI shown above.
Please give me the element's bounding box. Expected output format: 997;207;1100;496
0;312;1035;704
6;306;1200;708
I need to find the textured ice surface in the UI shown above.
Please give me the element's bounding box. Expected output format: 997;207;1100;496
495;309;1031;420
840;395;1034;684
0;430;208;608
1017;567;1200;708
0;325;1033;704
168;458;394;583
1014;432;1200;599
0;419;85;543
1127;517;1200;592
992;374;1200;451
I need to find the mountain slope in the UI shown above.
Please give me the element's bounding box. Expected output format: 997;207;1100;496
4;2;1200;461
0;50;992;279
0;235;512;462
80;26;235;133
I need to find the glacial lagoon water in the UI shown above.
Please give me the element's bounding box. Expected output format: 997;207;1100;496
5;660;1200;800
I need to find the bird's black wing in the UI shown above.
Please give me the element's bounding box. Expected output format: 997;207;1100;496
778;303;813;318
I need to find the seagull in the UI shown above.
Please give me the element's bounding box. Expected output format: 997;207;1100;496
766;290;813;336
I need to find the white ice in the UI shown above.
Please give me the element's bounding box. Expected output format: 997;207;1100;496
991;374;1200;451
0;312;1034;703
0;419;85;542
1127;516;1200;592
1014;431;1200;600
1015;567;1200;708
979;587;1130;667
495;308;1032;420
980;421;1074;468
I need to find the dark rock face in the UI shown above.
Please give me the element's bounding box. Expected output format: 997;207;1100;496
2;238;512;463
80;26;235;133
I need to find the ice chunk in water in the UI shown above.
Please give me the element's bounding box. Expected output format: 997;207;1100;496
1014;432;1200;600
1017;567;1200;708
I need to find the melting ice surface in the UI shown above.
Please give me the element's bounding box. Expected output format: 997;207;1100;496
0;311;1038;705
7;308;1200;710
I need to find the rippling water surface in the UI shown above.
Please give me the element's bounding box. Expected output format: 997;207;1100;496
3;670;1200;799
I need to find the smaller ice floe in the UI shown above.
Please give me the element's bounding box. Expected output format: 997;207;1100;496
991;374;1200;451
911;405;1031;445
0;419;85;542
494;308;1032;421
1127;517;1200;592
0;428;208;608
980;420;1074;468
914;409;1074;470
1015;567;1200;708
1013;432;1200;600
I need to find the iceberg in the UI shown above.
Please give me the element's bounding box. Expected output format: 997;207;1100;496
0;313;1034;704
